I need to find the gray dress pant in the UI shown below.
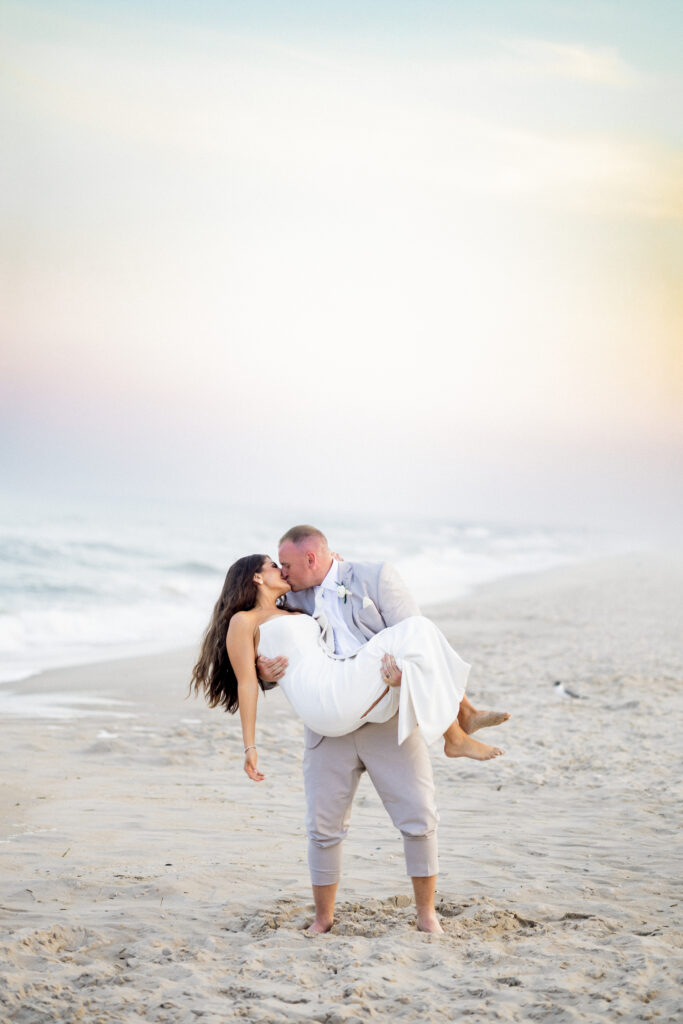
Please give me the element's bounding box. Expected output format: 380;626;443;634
302;715;439;885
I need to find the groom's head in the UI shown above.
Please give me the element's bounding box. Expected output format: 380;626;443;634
278;525;333;591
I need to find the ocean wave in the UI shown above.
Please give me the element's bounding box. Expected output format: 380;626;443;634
0;539;61;565
162;560;222;576
0;600;209;684
0;502;619;684
0;581;97;599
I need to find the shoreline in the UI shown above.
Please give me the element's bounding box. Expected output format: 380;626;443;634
1;548;657;702
1;551;681;1022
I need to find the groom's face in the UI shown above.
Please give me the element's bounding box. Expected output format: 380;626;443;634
278;540;324;591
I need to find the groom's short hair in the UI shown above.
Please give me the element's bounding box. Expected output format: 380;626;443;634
279;524;328;548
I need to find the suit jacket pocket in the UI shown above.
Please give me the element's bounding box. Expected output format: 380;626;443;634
356;602;385;635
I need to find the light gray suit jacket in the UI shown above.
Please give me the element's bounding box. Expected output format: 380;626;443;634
285;561;420;747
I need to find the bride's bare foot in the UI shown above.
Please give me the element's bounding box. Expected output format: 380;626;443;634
459;706;510;735
444;733;504;760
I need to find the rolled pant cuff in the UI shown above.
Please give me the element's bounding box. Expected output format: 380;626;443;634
308;841;343;886
403;834;438;877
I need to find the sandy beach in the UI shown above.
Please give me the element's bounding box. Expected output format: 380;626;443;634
1;553;681;1023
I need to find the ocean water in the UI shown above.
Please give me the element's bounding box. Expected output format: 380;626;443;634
0;495;616;685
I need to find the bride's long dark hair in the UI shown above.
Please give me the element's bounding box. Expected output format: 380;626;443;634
189;554;269;714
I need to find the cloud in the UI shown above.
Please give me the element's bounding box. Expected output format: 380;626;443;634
482;127;683;221
502;38;640;88
2;22;679;229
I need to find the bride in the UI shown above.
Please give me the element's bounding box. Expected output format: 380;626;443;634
190;555;505;780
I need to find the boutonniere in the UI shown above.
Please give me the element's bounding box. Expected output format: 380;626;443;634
336;584;352;603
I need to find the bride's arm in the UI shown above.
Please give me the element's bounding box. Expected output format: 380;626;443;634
226;614;265;782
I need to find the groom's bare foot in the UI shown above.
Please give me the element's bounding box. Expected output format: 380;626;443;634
307;883;336;935
305;917;334;935
416;910;444;934
444;734;504;760
459;705;510;734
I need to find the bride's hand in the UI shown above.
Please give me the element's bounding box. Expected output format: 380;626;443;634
244;748;265;782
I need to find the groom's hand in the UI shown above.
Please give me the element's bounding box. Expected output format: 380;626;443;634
381;653;402;687
257;654;288;685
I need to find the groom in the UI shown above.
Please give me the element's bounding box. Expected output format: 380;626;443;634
258;524;499;934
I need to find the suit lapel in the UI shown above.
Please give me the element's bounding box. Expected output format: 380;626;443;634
339;562;354;588
338;562;358;634
340;561;374;642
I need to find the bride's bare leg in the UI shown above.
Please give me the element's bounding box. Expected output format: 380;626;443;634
381;656;509;734
443;719;504;760
379;656;507;755
457;694;510;735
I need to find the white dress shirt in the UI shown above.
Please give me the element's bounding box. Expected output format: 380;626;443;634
315;560;363;657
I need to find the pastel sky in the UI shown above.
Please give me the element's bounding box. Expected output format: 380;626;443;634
1;0;681;533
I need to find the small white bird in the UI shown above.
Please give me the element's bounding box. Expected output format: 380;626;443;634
554;680;581;699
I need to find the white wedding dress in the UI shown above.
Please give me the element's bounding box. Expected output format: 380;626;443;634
257;613;470;746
